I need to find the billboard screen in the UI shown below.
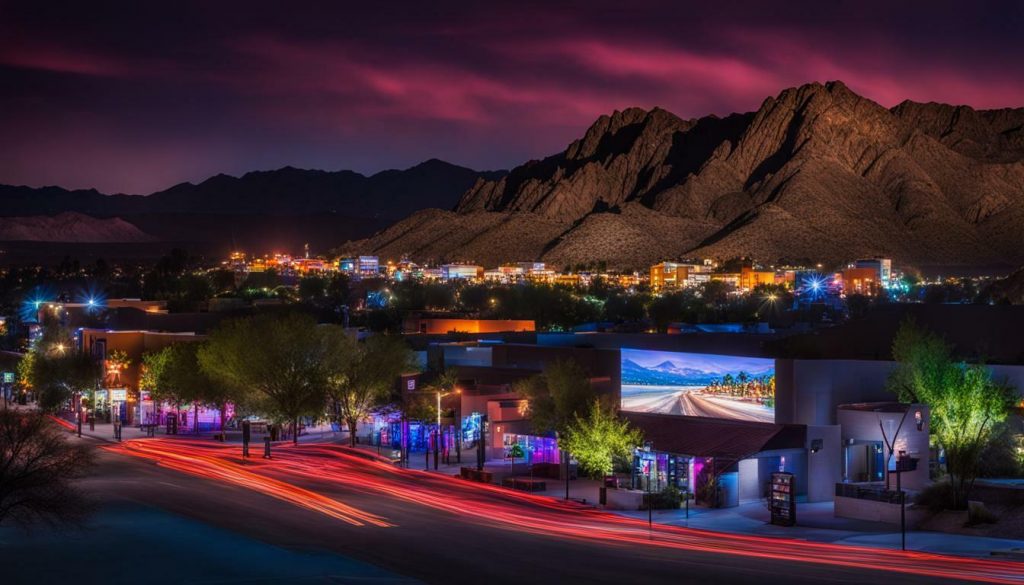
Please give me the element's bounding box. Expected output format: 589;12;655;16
621;349;775;422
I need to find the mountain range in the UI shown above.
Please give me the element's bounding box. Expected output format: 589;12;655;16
347;81;1024;270
0;160;504;254
621;358;773;387
5;81;1024;270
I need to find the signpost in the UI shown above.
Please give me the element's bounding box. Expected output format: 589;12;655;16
892;451;918;551
1;371;12;407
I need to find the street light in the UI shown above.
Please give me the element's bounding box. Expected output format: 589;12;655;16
434;387;461;470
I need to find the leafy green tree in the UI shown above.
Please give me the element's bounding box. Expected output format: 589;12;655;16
152;342;225;434
516;359;595;436
327;333;414;446
888;320;1017;509
562;400;643;479
199;313;338;444
29;352;102;412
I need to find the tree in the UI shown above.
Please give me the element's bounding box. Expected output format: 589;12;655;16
888;320;1016;509
199;313;337;444
328;334;413;447
29;352;102;412
562;400;643;479
516;359;595;436
157;342;223;434
0;409;95;527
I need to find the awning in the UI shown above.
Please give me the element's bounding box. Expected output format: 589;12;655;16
622;411;805;464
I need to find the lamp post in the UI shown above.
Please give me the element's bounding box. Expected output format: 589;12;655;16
431;387;461;470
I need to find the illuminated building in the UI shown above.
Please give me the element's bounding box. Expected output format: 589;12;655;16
358;256;380;276
78;329;205;426
525;268;556;283
650;261;711;289
650;262;691;289
441;264;484;280
404;317;535;334
554;273;581;287
739;267;777;291
710;272;741;288
853;258;892;288
840;267;880;296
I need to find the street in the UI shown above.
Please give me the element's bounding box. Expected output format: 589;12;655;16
23;437;1017;585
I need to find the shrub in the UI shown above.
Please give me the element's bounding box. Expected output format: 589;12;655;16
967;502;999;526
915;482;954;512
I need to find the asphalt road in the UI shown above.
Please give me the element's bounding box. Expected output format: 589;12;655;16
57;437;1024;585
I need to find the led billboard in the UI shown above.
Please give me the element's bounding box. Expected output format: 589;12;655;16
621;349;775;422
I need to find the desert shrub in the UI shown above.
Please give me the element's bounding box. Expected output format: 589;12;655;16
967;502;999;526
915;482;955;512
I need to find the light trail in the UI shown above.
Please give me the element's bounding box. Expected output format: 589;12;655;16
48;414;76;431
268;444;1024;584
107;439;1024;583
105;439;391;527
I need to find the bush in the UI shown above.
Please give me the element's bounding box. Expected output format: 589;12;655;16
967;502;999;526
644;485;684;510
915;481;955;512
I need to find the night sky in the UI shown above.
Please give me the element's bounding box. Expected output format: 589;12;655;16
2;1;1022;194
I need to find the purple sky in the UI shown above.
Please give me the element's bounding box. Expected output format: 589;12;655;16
2;1;1022;194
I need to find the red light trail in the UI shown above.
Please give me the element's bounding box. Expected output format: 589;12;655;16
106;439;391;527
106;439;1024;583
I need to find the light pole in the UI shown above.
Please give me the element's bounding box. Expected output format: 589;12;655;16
432;387;460;470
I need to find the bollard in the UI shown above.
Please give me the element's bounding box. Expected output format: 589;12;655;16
242;420;251;459
263;436;272;459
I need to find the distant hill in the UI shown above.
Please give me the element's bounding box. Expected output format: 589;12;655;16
347;81;1024;269
0;159;505;220
0;212;155;242
0;160;505;255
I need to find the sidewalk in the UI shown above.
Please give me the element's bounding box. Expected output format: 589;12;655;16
345;442;1024;560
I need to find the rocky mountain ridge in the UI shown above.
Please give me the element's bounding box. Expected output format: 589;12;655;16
349;81;1024;269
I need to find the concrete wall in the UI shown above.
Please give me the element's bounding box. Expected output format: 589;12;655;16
837;404;931;491
775;359;898;426
806;425;843;502
777;358;1024;427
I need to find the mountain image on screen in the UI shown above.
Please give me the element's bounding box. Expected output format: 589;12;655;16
620;349;776;423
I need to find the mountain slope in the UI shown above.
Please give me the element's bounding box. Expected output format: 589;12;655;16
0;212;154;242
350;81;1024;269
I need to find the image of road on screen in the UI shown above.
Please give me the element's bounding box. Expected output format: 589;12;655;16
620;349;776;423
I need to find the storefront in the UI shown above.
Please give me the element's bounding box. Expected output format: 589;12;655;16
632;446;691;493
502;433;560;464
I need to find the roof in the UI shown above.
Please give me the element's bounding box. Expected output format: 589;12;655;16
770;304;1024;364
622;411;805;463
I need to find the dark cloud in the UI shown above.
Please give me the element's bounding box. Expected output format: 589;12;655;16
1;1;1022;193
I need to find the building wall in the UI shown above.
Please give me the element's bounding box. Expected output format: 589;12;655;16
806;424;843;502
405;318;535;334
775;359;898;426
79;329;204;394
777;358;1024;427
837;404;931;491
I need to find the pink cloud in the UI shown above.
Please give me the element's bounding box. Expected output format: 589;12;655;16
0;46;134;77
